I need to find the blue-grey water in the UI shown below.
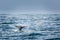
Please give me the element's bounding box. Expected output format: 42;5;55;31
0;14;60;40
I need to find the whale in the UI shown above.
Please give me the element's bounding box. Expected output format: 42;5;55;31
15;25;26;31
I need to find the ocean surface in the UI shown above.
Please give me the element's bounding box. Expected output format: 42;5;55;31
0;14;60;40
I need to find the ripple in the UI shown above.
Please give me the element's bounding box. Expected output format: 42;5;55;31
46;38;60;40
0;14;60;40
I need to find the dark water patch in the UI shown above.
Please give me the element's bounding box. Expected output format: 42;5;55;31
55;17;60;21
1;22;16;24
51;31;60;35
0;37;8;39
7;35;21;37
46;38;60;40
5;34;29;37
54;31;60;33
55;23;60;26
28;33;47;36
42;27;60;31
24;36;37;39
0;33;2;37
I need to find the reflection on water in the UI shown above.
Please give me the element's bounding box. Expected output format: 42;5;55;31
0;14;60;40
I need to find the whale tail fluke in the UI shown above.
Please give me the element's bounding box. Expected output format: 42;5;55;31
15;26;26;31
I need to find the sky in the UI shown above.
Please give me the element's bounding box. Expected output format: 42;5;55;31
0;0;60;14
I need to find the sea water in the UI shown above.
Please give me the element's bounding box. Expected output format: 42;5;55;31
0;14;60;40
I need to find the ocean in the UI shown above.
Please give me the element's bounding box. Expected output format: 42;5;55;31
0;14;60;40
